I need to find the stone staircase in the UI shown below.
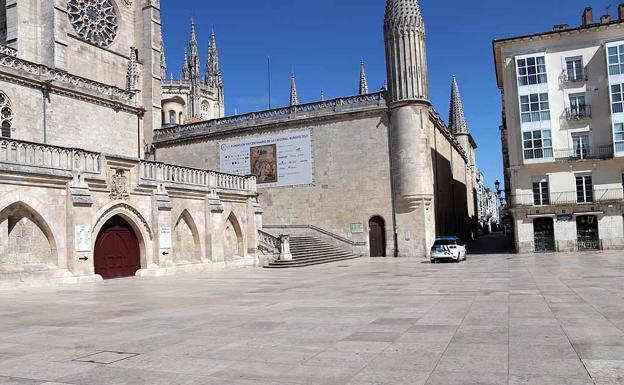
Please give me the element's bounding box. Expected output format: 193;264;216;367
264;236;359;268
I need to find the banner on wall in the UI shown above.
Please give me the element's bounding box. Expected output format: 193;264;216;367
219;130;313;188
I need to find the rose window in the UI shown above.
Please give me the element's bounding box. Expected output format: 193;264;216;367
67;0;118;47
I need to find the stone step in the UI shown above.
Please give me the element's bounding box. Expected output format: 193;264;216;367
265;254;360;268
264;235;358;268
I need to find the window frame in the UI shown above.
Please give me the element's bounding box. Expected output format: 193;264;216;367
566;56;584;81
517;55;548;86
520;93;551;123
576;175;594;204
608;44;624;76
532;178;550;206
523;129;553;161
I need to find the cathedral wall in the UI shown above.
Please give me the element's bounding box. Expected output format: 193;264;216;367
156;112;396;257
431;127;471;241
0;80;140;157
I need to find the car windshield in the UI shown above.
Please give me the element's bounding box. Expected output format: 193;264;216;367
434;239;458;246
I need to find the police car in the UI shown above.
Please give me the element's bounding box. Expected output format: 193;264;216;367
430;236;467;263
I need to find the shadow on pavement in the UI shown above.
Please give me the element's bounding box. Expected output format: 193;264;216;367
468;232;512;255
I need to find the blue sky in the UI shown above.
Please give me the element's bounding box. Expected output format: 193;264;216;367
161;0;616;189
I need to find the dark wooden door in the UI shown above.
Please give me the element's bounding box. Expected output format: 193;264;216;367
94;217;141;279
369;217;386;258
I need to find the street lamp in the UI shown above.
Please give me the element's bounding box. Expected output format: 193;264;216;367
494;179;501;192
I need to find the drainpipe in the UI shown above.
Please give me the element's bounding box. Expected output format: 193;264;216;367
386;109;399;258
42;81;52;144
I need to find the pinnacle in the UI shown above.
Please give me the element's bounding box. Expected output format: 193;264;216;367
449;75;469;134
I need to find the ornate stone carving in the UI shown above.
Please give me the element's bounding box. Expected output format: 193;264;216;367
110;169;129;200
67;0;119;48
93;202;153;240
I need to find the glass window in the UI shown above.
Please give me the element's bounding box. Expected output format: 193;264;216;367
517;56;547;86
614;123;624;153
569;94;588;117
168;110;176;124
523;130;553;160
612;84;624;113
576;175;594;204
533;180;550;206
520;93;550;123
608;44;624;75
566;58;584;81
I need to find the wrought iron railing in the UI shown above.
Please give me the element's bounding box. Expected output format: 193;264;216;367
563;68;588;82
510;188;623;207
554;145;613;161
0;138;102;174
154;92;386;141
565;105;591;121
139;160;257;192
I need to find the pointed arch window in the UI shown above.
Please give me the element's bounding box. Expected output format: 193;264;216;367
0;91;12;138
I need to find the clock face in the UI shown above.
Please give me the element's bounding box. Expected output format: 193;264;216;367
67;0;118;47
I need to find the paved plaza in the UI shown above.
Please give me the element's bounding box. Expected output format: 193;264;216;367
1;249;624;384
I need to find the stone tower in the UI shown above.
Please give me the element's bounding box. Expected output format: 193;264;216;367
384;0;434;257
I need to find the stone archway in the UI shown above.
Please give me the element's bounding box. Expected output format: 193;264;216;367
94;215;141;279
92;202;152;274
224;212;244;261
0;202;58;267
173;209;201;265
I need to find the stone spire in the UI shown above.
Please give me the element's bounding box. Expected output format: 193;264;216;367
160;39;167;81
290;72;299;106
126;47;139;91
182;48;189;81
205;29;222;89
320;89;325;101
359;59;369;95
448;75;468;134
188;20;201;84
384;0;429;103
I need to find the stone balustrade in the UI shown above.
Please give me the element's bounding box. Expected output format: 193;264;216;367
140;160;256;193
0;53;136;104
0;138;102;175
154;92;387;142
0;45;17;58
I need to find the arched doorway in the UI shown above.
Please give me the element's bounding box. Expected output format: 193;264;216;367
533;217;555;253
369;216;386;258
577;215;600;251
94;216;141;279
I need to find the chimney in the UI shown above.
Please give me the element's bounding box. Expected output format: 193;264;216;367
582;7;594;26
553;24;569;31
601;14;613;24
619;4;624;20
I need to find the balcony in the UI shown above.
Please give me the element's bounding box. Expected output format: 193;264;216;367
510;188;623;208
554;145;613;162
563;68;588;82
565;105;591;121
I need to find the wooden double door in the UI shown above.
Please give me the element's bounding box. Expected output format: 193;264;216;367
94;216;141;279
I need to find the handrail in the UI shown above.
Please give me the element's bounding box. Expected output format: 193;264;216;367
263;224;367;246
510;188;623;207
257;229;281;255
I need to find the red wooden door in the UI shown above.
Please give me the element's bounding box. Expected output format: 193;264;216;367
94;218;141;279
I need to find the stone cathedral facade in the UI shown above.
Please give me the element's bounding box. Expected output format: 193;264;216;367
0;0;481;286
0;0;261;287
155;0;481;259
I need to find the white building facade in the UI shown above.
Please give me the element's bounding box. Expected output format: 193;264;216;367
494;6;624;253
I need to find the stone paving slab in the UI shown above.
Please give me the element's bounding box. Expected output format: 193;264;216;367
1;251;624;384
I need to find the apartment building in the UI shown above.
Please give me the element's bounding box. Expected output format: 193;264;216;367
494;6;624;253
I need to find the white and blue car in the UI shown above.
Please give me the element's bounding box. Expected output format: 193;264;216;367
430;236;467;263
